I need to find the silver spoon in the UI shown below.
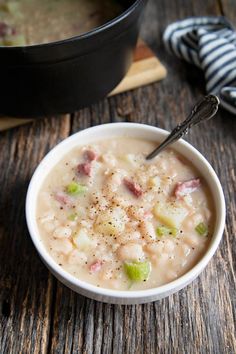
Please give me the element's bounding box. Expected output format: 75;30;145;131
146;94;220;160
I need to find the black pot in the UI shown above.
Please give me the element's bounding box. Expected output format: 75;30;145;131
0;0;148;117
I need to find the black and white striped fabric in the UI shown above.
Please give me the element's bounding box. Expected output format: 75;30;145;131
163;16;236;114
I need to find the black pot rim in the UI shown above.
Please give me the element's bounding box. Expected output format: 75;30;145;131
0;0;142;51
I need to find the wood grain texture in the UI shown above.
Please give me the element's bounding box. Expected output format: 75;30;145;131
0;0;236;353
219;0;236;22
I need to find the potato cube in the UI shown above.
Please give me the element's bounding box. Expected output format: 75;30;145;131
153;202;188;228
95;207;127;236
72;229;92;250
122;154;137;166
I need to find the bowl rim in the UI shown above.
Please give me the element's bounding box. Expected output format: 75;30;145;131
26;122;226;300
0;0;144;50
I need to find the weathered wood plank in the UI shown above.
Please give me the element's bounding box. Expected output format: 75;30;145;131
219;0;236;23
0;115;70;354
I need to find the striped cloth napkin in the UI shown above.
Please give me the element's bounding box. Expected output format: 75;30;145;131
163;16;236;114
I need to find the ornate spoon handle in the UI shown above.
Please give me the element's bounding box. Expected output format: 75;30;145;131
146;94;220;160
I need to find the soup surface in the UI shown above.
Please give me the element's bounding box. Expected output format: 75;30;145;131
37;138;214;291
0;0;123;46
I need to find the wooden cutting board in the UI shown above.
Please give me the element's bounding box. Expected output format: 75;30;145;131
0;40;166;131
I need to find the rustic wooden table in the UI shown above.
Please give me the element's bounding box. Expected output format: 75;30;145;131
1;0;236;353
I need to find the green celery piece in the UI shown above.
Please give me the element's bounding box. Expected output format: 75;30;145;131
68;213;78;221
124;261;151;281
156;225;178;237
6;1;20;15
66;182;87;196
0;4;12;12
195;222;208;236
4;34;26;46
3;2;20;14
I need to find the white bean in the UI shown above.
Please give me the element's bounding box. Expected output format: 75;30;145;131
140;221;156;242
203;207;212;221
40;210;55;223
40;192;53;208
179;244;191;257
51;239;73;255
183;234;200;247
163;239;176;253
99;263;114;281
145;242;164;256
53;226;72;239
67;250;87;265
101;153;117;167
117;231;141;244
43;222;56;233
166;270;178;281
117;243;144;261
158;253;169;266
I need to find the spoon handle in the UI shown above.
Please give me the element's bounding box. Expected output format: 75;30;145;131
146;94;220;160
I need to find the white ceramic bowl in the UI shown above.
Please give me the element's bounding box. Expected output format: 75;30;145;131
26;123;225;304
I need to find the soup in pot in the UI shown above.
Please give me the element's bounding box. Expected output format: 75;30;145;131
0;0;123;46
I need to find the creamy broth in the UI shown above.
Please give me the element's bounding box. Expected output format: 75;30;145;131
37;138;214;291
0;0;123;45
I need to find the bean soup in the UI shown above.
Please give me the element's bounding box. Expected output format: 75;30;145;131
37;138;214;291
0;0;123;46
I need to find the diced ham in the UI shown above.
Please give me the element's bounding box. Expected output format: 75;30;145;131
77;162;92;176
174;178;200;198
54;191;73;207
89;260;103;272
77;150;98;177
0;22;14;37
84;149;98;162
123;177;143;198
